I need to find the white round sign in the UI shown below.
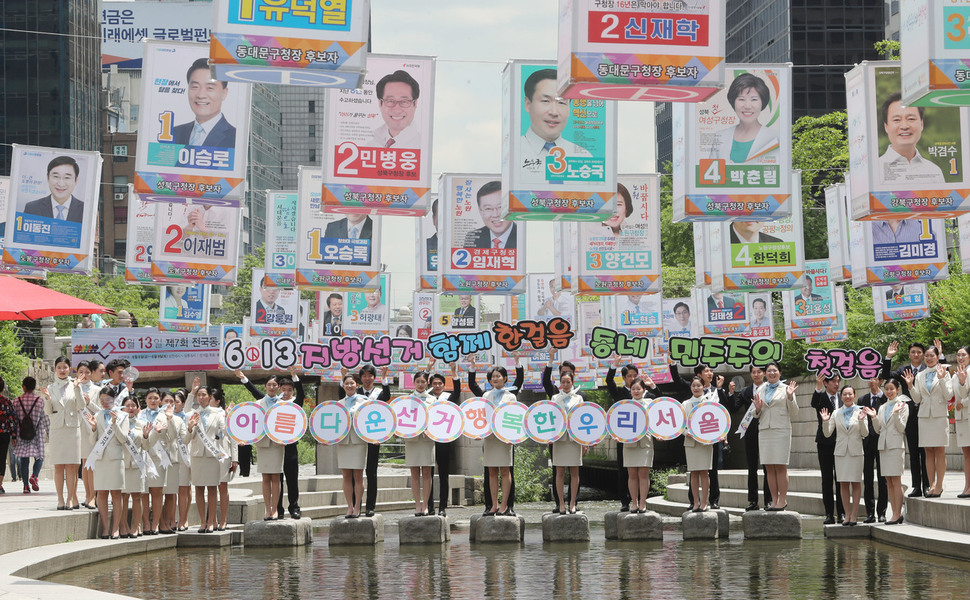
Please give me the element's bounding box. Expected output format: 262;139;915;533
309;402;350;445
524;401;567;444
460;398;494;440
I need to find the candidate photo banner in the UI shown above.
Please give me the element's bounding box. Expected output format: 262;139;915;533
439;174;526;294
697;288;750;336
134;41;252;204
435;294;480;333
321;54;435;216
824;182;852;282
2;146;102;274
846;61;970;220
150;200;241;285
874;283;931;322
785;286;846;341
557;0;725;102
412;291;434;341
741;292;774;339
264;190;298;287
250;268;300;337
124;192;157;284
503;60;617;222
528;272;576;325
781;260;839;329
576;294;604;355
316;291;346;338
663;297;698;339
295;167;382;290
849;215;949;286
612;293;663;338
0;176;44;279
674;64;793;222
343;273;390;335
416;196;438;290
554;222;577;290
707;178;805;292
576;174;661;294
158;282;210;333
901;0;970;106
209;0;368;88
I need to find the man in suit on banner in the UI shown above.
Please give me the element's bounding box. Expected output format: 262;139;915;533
24;156;85;223
463;180;517;249
172;58;236;148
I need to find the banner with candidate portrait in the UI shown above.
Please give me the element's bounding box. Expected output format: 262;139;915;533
785;288;848;342
824;182;852;282
663;297;698;339
321;54;434;216
158;283;210;333
249;268;300;337
343;273;390;335
135;41;252;205
124;192;157;284
264;190;298;287
576;294;604;355
438;174;525;294
554;222;577;290
781;260;839;329
435;294;480;333
697;288;750;336
295;167;382;290
528;273;576;325
707;176;805;292
846;61;970;220
901;0;970;106
502;60;617;222
2;146;102;274
575;175;662;294
150;200;242;285
849;215;949;286
317;291;345;338
0;177;44;279
741;293;773;339
209;0;368;87
612;293;663;338
412;292;434;340
673;64;793;222
416;195;438;290
557;0;725;102
873;283;931;323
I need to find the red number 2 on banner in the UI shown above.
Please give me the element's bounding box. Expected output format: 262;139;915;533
164;225;183;254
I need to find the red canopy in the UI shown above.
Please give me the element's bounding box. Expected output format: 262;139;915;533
0;275;114;321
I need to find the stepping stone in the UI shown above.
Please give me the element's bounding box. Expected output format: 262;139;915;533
399;515;450;544
474;514;524;543
742;510;802;540
245;518;313;547
616;511;663;541
541;513;590;542
328;514;385;545
682;510;719;540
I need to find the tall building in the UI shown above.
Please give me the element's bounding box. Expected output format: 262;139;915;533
279;87;327;190
246;84;284;253
657;1;887;170
0;0;101;173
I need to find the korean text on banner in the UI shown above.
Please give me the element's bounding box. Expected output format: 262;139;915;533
250;268;300;337
264;190;298;287
101;2;212;70
849;214;949;286
158;283;210;333
124;192;157;283
0;176;45;279
72;327;221;372
150;200;242;285
901;0;970;106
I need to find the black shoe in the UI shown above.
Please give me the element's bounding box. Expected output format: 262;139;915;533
483;510;497;517
551;508;560;514
503;509;516;517
620;504;630;512
426;508;436;516
365;510;375;518
745;502;759;512
841;521;851;527
710;503;720;510
847;521;857;527
290;509;302;519
907;490;923;498
837;514;845;524
877;515;886;522
438;509;446;517
958;493;970;498
823;516;835;525
864;515;876;524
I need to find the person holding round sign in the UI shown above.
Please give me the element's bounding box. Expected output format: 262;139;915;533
624;379;655;514
337;374;369;519
682;377;714;512
403;372;437;516
470;360;523;518
754;362;800;512
821;385;871;527
872;378;910;525
183;385;227;533
253;374;292;521
426;359;461;517
606;355;659;513
550;372;586;515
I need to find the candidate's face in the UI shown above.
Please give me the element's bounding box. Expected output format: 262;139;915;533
824;377;841;394
224;329;238;340
477;191;510;236
800;279;812;297
260;285;279;305
909;346;924;365
752;302;766;319
765;365;781;383
604;192;628;229
379;81;417;137
47;164;78;203
628;294;642;305
751;367;765;385
366;289;381;308
361;371;376;388
459;295;471;308
674;306;690;326
841;386;856;406
524;78;568;142
329;298;343;316
187;68;228;123
733;87;764;125
884;101;923;154
171;285;187;300
733;221;762;238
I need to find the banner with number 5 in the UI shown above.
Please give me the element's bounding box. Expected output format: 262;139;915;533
151;199;242;285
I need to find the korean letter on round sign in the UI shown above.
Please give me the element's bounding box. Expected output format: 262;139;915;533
646;397;687;441
265;402;308;445
525;400;567;444
425;401;465;443
309;402;350;445
687;402;731;445
606;400;648;444
490;402;529;445
460;398;494;440
566;402;609;446
353;400;397;444
226;401;266;445
389;396;429;439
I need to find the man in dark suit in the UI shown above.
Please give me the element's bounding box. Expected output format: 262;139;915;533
452;295;476;323
857;377;888;522
885;285;905;303
727;365;773;511
811;373;844;523
321;293;343;336
707;292;738;311
881;341;930;497
24;156;84;223
323;215;373;264
794;276;824;304
171;58;236;148
463;180;517;249
729;222;782;244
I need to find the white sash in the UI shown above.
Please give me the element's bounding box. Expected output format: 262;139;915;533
122;434;151;478
438;391;450;403
85;424;115;470
198;425;229;462
736;403;757;437
153;440;173;470
175;434;191;464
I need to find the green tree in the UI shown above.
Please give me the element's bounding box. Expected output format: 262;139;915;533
213;245;265;324
658;161;695;268
45;271;159;334
875;40;901;60
0;322;29;397
791;111;849;260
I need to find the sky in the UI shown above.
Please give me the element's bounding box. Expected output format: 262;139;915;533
367;0;658;309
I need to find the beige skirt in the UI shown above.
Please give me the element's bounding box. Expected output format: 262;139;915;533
684;442;713;472
919;415;950;448
178;461;192;487
405;435;435;467
123;466;145;494
49;425;81;465
758;427;792;466
94;458;125;491
623;438;654;468
191;456;222;487
257;442;285;474
879;447;906;477
146;455;167;489
337;440;367;470
551;437;582;467
483;435;513;467
957;418;970;448
835;454;864;483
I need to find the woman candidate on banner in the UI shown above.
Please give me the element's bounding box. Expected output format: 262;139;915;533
954;347;970;499
708;72;780;164
753;362;799;511
405;371;436;516
469;357;525;517
872;378;910;524
822;385;870;526
337;374;369;519
84;386;128;539
75;361;101;510
425;360;461;516
550;371;586;515
119;394;147;538
904;345;952;498
624;378;656;514
183;385;228;533
42;356;85;510
170;390;193;531
603;183;634;237
683;377;714;512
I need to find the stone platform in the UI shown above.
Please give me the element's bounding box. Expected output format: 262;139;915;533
823;523;872;539
398;515;450;544
245;518;313;546
682;510;719;540
328;515;385;546
607;511;663;541
742;510;802;539
541;513;590;542
469;513;525;543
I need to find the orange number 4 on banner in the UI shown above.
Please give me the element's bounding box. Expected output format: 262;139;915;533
699;159;725;185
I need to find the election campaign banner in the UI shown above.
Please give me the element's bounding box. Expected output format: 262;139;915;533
2;146;102;275
435;294;480;333
124;192;157;284
438;174;526;294
412;292;434;341
264;190;298;287
135;41;252;205
210;0;368;87
0;177;45;279
250;268;300;337
663;297;697;339
697;288;751;336
785;286;847;341
576;294;604;354
901;0;970;106
554;221;577;290
781;260;839;329
322;54;435;215
528;273;576;325
849;214;949;286
150;200;242;285
503;59;617;221
846;61;970;219
824;182;852;282
158;283;210;333
101;2;211;70
71;327;221;372
873;283;931;322
961;212;970;273
295;167;382;290
575;174;662;294
673;64;793;221
612;292;663;338
343;273;390;335
317;291;346;338
741;292;774;339
416;195;438;290
557;0;725;102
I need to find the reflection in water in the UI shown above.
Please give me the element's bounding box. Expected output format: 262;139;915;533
44;529;970;600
